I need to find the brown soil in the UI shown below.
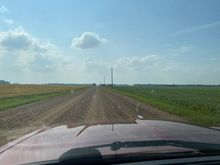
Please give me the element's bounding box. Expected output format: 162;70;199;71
0;87;183;146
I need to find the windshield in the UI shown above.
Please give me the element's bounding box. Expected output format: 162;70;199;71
0;0;220;164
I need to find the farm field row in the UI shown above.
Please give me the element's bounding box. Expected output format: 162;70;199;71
0;84;82;98
0;84;83;111
112;86;220;126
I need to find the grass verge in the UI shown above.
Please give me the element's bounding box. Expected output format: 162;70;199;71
0;90;77;111
111;86;220;126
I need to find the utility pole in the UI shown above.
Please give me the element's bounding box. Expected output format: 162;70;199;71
111;67;113;88
104;76;105;86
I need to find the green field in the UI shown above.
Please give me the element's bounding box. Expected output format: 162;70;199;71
113;86;220;126
0;85;83;111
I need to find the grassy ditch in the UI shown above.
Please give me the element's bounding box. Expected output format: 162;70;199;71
0;85;84;111
111;86;220;126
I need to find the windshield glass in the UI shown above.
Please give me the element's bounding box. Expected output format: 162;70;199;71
0;0;220;164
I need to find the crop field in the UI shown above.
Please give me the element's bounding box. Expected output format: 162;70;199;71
113;86;220;126
0;84;83;111
0;84;82;98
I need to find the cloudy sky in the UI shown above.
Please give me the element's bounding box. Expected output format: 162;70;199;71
0;0;220;84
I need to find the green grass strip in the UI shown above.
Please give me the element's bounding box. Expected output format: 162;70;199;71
0;91;69;111
111;87;220;126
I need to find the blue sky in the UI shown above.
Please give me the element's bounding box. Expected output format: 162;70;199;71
0;0;220;84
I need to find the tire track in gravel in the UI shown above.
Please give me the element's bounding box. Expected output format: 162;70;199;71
50;88;95;125
84;88;106;123
102;88;185;122
0;88;90;146
0;87;184;146
100;89;137;122
0;89;89;129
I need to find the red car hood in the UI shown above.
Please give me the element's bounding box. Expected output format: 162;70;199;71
1;120;220;164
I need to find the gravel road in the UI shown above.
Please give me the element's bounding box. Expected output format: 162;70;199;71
0;87;183;146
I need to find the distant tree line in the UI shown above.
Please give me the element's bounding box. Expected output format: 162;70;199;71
0;80;10;84
133;84;220;87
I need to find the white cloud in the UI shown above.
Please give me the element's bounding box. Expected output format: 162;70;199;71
58;55;220;85
79;55;163;84
0;5;14;25
174;21;220;35
81;55;161;83
0;5;8;14
0;28;31;50
84;57;110;73
71;32;107;49
4;18;13;24
169;45;195;56
0;28;62;71
116;55;160;71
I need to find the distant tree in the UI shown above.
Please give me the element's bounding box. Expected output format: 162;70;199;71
0;80;10;84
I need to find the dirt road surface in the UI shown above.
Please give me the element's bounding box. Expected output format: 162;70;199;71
0;87;183;146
